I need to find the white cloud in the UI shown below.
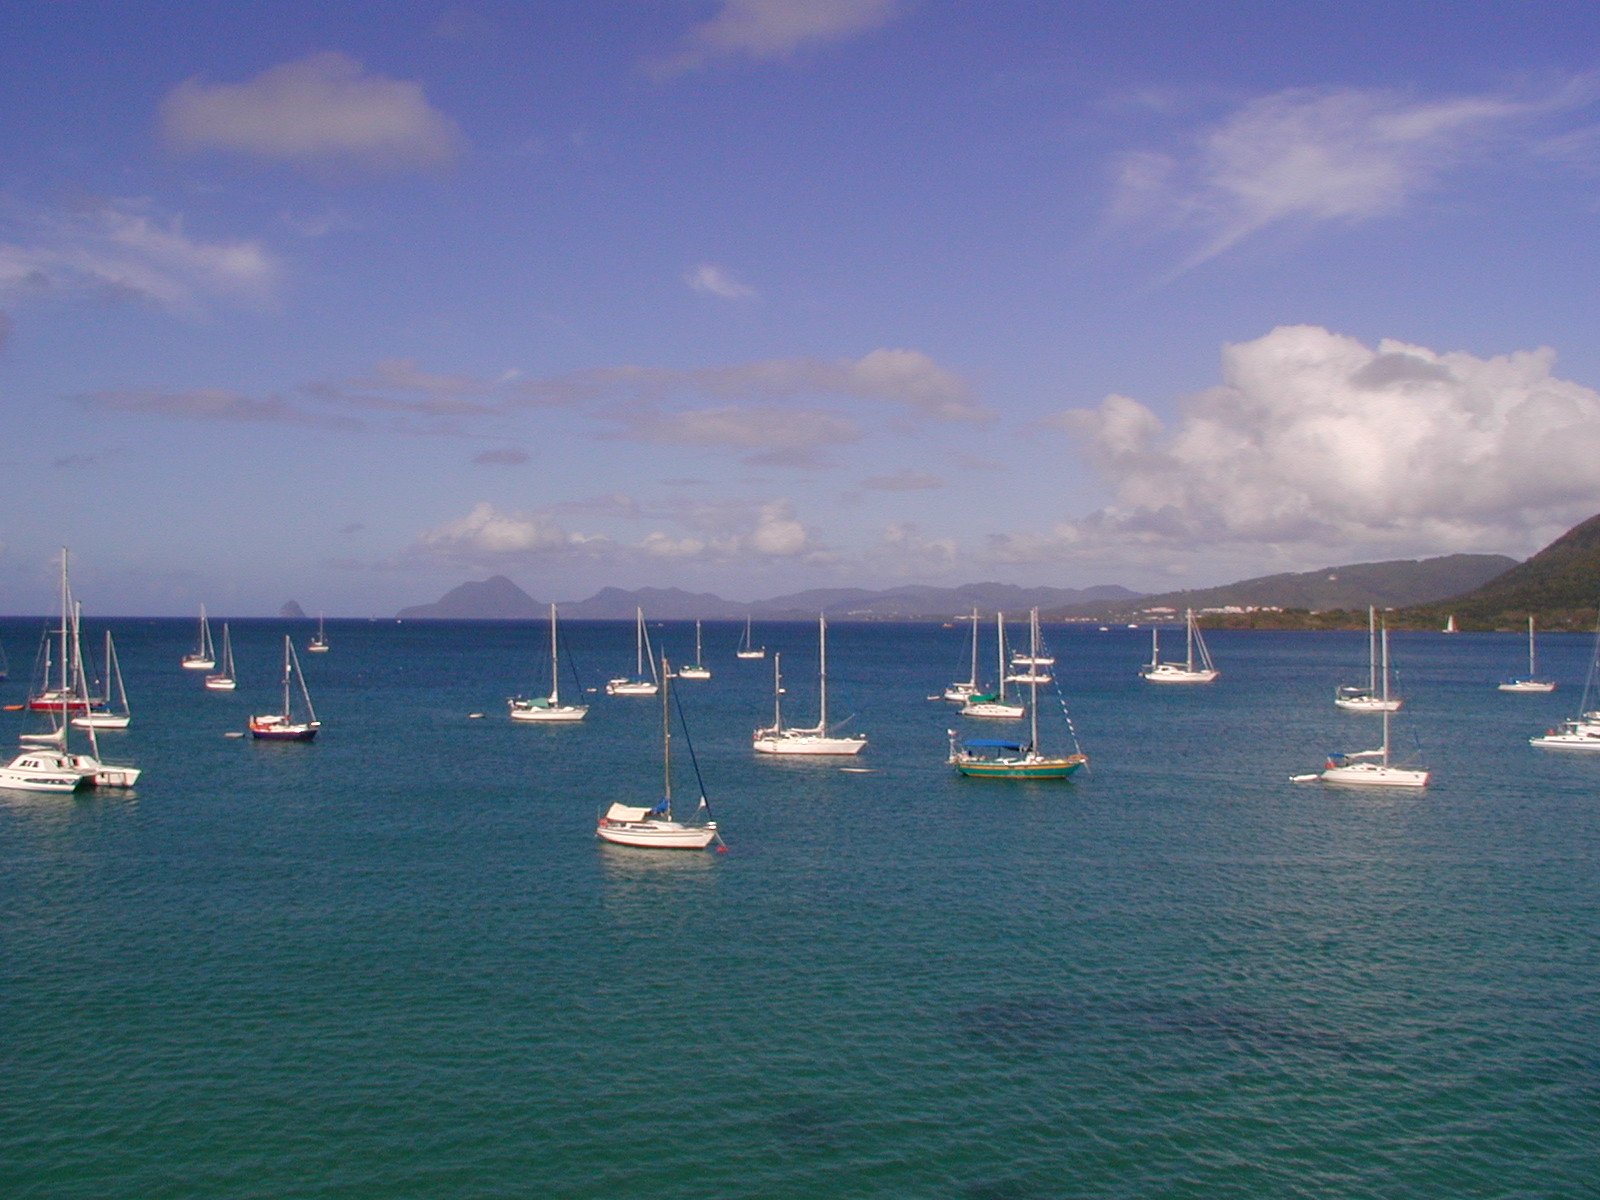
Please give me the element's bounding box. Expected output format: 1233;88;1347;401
1045;324;1600;562
656;0;898;73
405;497;821;569
686;263;758;300
604;402;862;466
0;203;279;314
161;52;463;170
1112;84;1570;269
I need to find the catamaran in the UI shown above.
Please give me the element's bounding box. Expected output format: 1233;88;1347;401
1499;616;1555;693
1140;609;1219;683
961;612;1025;719
753;615;867;755
182;604;217;670
249;636;320;740
596;654;722;849
1531;619;1600;750
949;608;1087;780
510;604;588;722
678;619;711;680
1337;607;1403;711
606;608;660;696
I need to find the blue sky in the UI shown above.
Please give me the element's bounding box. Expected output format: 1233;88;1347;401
8;0;1600;615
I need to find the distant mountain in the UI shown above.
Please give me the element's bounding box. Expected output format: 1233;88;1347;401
397;575;544;620
1049;554;1517;620
279;600;308;620
1409;513;1600;630
395;578;1141;621
562;587;747;620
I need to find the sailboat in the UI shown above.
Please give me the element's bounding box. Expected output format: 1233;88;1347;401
1336;607;1403;711
205;624;238;691
753;615;867;755
308;614;330;653
1443;615;1459;634
1140;609;1219;683
1298;621;1428;787
182;605;216;670
606;608;661;695
74;630;133;727
943;608;982;702
1531;619;1600;750
949;608;1087;779
249;636;320;740
678;619;711;680
961;612;1025;718
510;604;588;722
736;613;766;660
596;654;722;849
1499;616;1555;693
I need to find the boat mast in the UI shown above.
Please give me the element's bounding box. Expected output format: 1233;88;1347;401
549;603;560;702
995;612;1006;703
1379;621;1392;766
1029;608;1041;753
969;607;980;689
58;548;71;698
1185;608;1196;671
635;607;644;677
1367;607;1378;695
1528;615;1538;676
660;653;672;813
818;614;829;731
771;653;784;729
281;636;291;717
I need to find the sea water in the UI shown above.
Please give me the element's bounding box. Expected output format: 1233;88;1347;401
2;618;1597;1198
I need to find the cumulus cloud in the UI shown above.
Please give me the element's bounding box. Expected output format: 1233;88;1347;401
161;52;463;171
655;0;898;74
1044;324;1600;562
0;202;280;314
686;263;758;300
1112;83;1572;269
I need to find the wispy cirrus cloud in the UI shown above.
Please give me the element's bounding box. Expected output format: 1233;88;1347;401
1110;82;1587;271
654;0;900;75
161;51;464;171
0;201;280;315
77;386;360;430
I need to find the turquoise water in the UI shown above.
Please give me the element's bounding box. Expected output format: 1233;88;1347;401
3;618;1597;1199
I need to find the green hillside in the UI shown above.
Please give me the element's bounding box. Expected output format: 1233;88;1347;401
1408;513;1600;630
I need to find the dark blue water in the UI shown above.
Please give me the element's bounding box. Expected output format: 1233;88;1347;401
3;618;1597;1198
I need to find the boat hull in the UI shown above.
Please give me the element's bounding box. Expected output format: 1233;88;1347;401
0;750;85;792
735;651;766;659
1499;679;1556;693
752;731;867;755
677;666;711;680
953;754;1085;780
1317;763;1429;787
181;657;215;671
606;679;658;696
596;819;718;849
1335;694;1403;712
249;717;320;741
960;701;1025;719
1142;666;1219;683
71;713;130;729
27;692;95;712
509;700;588;722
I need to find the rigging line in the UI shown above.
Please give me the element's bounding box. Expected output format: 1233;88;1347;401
670;682;712;819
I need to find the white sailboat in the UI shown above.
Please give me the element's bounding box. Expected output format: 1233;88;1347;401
510;604;588;722
249;636;320;740
949;608;1087;779
606;608;661;695
204;624;238;691
678;619;711;680
736;613;766;660
182;604;216;670
1298;622;1428;787
74;630;133;727
961;611;1025;719
308;614;330;653
1336;607;1403;711
1531;620;1600;750
597;654;722;849
943;608;982;702
1499;616;1555;693
1140;608;1219;683
753;615;867;755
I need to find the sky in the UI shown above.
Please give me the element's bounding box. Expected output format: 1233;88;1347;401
7;0;1600;615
